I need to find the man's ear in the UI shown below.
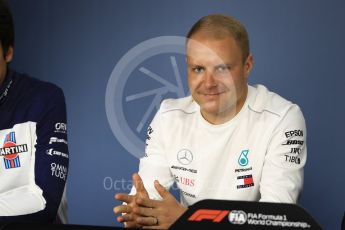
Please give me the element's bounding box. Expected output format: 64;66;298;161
244;53;253;78
5;46;13;63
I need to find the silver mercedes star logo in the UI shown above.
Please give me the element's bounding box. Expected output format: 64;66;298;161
177;149;193;165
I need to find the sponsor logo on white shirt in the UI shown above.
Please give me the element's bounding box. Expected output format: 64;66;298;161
0;131;28;169
284;155;301;164
236;174;254;189
181;189;196;198
177;149;193;165
173;174;195;187
238;150;249;167
285;130;303;138
282;140;304;145
171;165;197;174
234;167;252;173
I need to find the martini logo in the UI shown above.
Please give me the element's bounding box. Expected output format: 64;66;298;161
0;132;28;169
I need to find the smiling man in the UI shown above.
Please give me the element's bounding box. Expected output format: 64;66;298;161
114;14;307;229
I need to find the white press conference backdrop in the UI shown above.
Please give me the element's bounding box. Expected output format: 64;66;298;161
8;0;345;229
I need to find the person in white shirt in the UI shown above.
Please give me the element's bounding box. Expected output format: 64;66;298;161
114;14;307;229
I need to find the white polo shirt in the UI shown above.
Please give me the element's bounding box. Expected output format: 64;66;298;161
134;84;307;206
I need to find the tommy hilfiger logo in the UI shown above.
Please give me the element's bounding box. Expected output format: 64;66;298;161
236;174;254;189
0;132;28;169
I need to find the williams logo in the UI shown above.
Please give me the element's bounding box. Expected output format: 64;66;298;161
0;132;28;169
238;150;249;167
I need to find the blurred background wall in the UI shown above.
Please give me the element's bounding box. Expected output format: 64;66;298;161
8;0;345;229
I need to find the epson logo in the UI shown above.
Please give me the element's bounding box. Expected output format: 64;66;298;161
285;130;303;138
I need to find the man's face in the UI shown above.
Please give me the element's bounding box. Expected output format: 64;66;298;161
186;34;253;123
0;44;13;86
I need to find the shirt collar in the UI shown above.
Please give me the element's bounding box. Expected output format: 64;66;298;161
0;68;14;104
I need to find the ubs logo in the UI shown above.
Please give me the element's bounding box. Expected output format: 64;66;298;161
177;149;193;165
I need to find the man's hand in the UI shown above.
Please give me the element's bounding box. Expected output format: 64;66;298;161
114;173;150;228
133;180;187;229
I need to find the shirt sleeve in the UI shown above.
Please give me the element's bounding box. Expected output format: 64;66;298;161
0;86;69;223
130;105;174;200
259;105;307;203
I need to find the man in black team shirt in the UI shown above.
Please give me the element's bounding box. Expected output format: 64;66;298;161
0;0;69;223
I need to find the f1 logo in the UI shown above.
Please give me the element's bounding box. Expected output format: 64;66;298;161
188;209;229;222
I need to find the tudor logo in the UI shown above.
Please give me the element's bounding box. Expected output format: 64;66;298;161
177;149;193;165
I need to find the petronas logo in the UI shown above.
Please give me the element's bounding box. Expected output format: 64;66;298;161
238;150;249;167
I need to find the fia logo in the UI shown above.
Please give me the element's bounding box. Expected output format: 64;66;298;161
228;210;247;225
238;150;249;167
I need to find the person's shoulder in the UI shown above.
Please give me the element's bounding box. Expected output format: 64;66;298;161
248;84;302;117
14;71;64;100
159;95;198;114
